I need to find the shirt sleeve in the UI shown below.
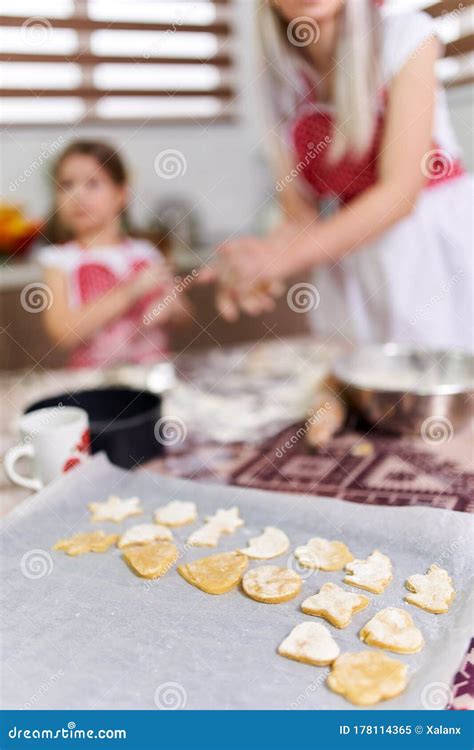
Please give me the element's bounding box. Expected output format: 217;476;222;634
381;11;440;84
36;244;77;272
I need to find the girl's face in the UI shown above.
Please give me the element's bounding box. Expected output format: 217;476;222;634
55;154;127;238
272;0;344;23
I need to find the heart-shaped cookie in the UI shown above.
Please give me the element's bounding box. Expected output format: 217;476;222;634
294;537;354;571
178;551;248;594
327;651;408;706
359;607;424;654
278;622;340;666
122;540;178;579
301;582;370;628
405;564;455;614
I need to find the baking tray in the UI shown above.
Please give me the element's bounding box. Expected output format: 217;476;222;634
1;454;472;710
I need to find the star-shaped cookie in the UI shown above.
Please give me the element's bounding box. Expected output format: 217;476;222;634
301;582;370;628
53;531;118;556
89;495;143;523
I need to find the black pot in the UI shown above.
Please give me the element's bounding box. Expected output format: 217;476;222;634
25;387;163;469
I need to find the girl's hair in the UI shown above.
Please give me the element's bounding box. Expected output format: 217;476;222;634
257;0;381;171
45;140;129;244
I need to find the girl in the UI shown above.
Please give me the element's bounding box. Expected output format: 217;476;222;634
212;1;473;350
39;141;185;369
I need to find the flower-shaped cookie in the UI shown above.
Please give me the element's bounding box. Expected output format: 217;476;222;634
327;651;408;706
89;495;143;523
294;537;354;571
154;500;197;526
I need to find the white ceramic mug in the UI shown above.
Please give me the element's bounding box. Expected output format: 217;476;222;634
4;406;91;491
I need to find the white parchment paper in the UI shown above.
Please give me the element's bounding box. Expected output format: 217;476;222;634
1;454;472;710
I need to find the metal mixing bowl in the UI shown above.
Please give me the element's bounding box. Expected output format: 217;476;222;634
332;344;474;435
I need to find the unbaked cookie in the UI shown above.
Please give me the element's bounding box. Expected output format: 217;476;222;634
239;527;289;559
294;537;354;571
278;622;340;666
344;550;393;594
359;607;424;654
89;495;143;523
178;551;248;594
53;531;118;556
187;507;243;547
405;564;455;614
242;565;301;603
122;540;178;579
154;500;197;527
301;582;370;628
118;523;173;548
327;651;408;706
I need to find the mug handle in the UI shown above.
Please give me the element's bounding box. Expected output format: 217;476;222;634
4;443;43;491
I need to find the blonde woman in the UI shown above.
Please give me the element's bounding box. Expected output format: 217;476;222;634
210;0;473;350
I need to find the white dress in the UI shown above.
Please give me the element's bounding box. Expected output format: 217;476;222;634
298;11;473;351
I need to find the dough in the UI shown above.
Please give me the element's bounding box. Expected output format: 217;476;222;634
122;540;178;579
359;607;424;654
118;523;173;548
187;507;244;547
89;495;143;523
239;527;290;559
154;500;197;526
294;537;354;571
327;651;408;706
53;531;118;556
206;507;243;533
344;550;393;594
178;551;248;594
405;564;455;614
301;582;370;628
242;565;301;603
278;622;340;666
187;523;223;547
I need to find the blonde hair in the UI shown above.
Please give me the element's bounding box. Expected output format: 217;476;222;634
257;0;381;166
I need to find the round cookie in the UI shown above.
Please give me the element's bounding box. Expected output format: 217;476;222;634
242;565;302;604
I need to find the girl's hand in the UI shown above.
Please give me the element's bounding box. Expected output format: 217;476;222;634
129;261;174;302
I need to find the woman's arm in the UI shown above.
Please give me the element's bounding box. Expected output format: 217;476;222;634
42;263;172;351
217;35;439;295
